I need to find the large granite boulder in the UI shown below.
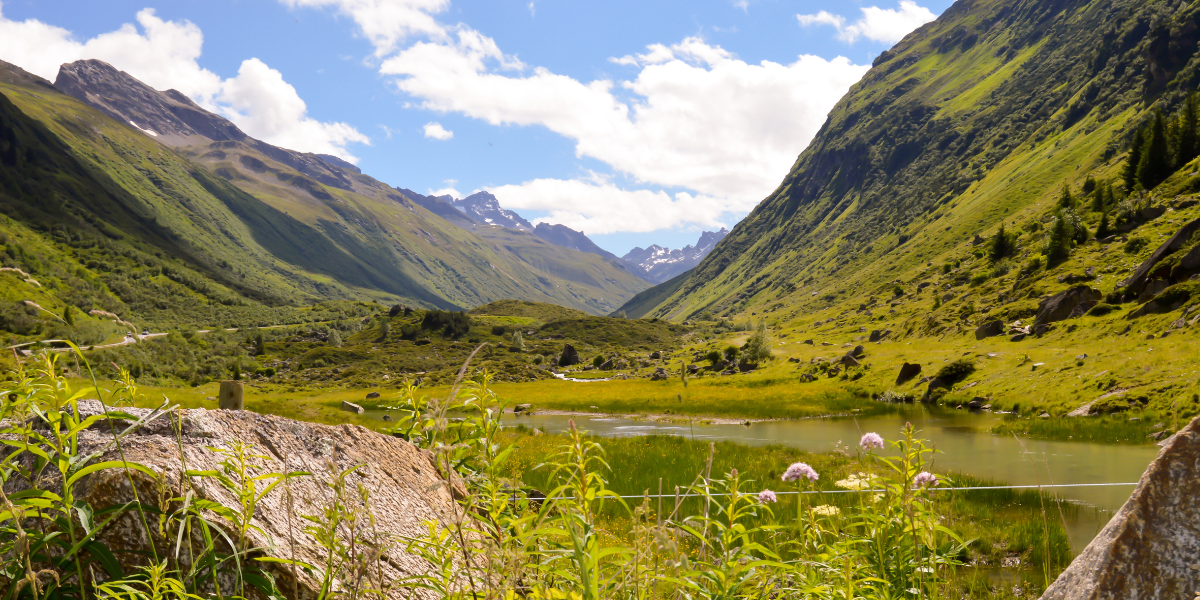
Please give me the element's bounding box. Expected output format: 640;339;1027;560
558;343;581;367
1040;415;1200;600
896;362;922;385
974;320;1003;340
7;401;467;600
1035;285;1103;327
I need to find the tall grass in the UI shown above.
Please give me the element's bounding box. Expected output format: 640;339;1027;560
1;349;1068;599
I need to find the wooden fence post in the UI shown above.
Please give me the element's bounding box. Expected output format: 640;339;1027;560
219;380;244;410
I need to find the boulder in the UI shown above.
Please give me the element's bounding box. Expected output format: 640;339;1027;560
687;363;700;374
922;378;950;402
650;367;669;381
850;345;866;358
1035;286;1102;327
803;339;814;345
896;362;922;385
599;359;615;370
967;397;985;410
738;362;758;373
868;329;891;342
840;354;860;368
1040;415;1200;600
649;350;663;359
558;343;581;367
13;401;467;600
513;403;533;414
366;391;382;399
787;357;801;363
1119;217;1200;300
974;320;1004;340
341;400;365;414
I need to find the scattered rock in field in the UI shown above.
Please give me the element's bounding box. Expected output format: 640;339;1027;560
1010;333;1027;342
1040;412;1050;418
650;367;668;381
687;364;700;374
514;404;533;414
803;339;814;345
821;342;832;346
382;414;391;421
896;362;922;385
341;401;365;414
366;391;381;399
975;320;1004;340
649;350;663;359
738;362;757;373
868;329;891;342
840;354;860;367
1041;415;1200;599
558;344;581;367
1035;285;1103;326
850;345;866;358
787;357;800;363
1031;363;1045;371
968;397;985;410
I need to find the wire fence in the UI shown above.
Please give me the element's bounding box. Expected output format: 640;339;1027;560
607;481;1139;500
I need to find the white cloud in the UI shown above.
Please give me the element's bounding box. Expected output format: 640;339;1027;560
279;0;450;57
798;1;936;44
287;0;874;233
423;121;454;140
490;178;744;235
0;4;368;161
381;33;867;201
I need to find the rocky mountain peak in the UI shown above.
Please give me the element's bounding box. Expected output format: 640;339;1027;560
622;228;729;283
55;59;246;145
454;191;533;230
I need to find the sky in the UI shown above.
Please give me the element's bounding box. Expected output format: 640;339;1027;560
0;0;954;255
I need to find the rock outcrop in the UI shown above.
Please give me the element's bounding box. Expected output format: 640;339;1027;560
558;343;581;367
9;402;467;600
1034;285;1103;326
896;362;922;385
974;320;1004;340
1040;415;1200;600
1118;217;1200;301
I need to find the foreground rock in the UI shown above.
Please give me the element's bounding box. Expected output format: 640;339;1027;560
1040;415;1200;600
558;343;581;366
12;401;467;600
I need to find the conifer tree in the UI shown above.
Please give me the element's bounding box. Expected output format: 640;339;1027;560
989;224;1012;262
1096;211;1111;239
254;332;265;355
1137;110;1171;190
1057;185;1074;209
1046;212;1071;263
1082;176;1097;195
1124;129;1144;191
1176;93;1200;168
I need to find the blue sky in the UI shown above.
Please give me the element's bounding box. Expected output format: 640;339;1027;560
0;0;953;255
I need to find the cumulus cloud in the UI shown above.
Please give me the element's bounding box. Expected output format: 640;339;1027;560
279;0;450;57
381;33;866;201
0;4;368;161
490;178;747;235
423;121;454;140
798;1;936;44
284;0;874;232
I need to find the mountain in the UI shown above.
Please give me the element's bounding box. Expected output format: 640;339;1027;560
622;228;729;284
454;191;533;230
0;58;648;323
394;187;478;228
625;0;1200;320
532;223;622;262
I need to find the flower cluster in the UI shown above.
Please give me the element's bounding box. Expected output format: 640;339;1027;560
758;490;777;504
782;462;819;482
835;472;877;491
859;432;884;451
811;504;840;517
912;471;940;488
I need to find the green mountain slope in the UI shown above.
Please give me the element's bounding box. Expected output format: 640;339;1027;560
0;58;647;341
632;0;1200;321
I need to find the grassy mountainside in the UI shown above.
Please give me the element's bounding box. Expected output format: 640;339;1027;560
0;58;647;337
636;0;1200;320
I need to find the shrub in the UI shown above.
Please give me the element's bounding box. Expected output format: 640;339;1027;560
741;320;772;363
723;345;740;362
935;358;976;385
422;310;471;339
592;355;605;368
492;325;508;336
1088;303;1117;316
705;349;723;366
1123;236;1149;255
532;354;544;365
969;273;990;286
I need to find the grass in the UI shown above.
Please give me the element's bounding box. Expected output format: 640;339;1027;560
990;413;1174;444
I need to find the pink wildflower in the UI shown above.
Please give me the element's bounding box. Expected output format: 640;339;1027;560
758;490;777;503
782;462;819;483
859;432;884;451
912;471;940;488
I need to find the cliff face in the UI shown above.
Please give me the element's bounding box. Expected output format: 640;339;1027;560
636;0;1200;319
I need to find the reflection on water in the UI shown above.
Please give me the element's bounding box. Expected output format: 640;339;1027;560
366;404;1160;553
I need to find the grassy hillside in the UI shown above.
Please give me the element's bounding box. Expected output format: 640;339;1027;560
634;0;1200;321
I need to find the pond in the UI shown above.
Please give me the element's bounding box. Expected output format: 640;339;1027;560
367;404;1161;553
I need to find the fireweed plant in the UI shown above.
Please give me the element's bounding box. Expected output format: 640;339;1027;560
1;347;971;600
